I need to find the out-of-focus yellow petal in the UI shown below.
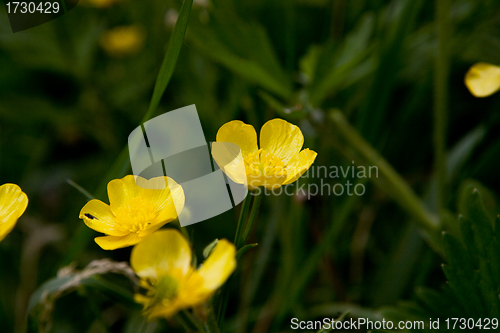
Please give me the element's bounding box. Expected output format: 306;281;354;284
216;120;258;157
100;26;145;57
283;149;318;185
465;62;500;97
191;239;236;292
260;119;304;164
146;301;185;320
79;199;128;236
131;235;236;318
95;233;143;250
0;184;28;242
131;229;192;279
84;0;122;8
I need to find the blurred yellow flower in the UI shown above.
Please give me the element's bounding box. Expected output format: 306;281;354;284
465;62;500;98
79;175;184;250
100;26;145;57
131;229;236;319
83;0;123;8
214;118;317;189
0;184;28;242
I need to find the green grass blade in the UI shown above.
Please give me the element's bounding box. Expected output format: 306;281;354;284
145;0;194;121
62;0;194;266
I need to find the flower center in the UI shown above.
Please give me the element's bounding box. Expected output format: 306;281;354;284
137;273;180;312
155;274;179;301
244;149;287;188
114;197;157;233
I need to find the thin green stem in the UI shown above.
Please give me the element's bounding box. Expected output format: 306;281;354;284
239;194;262;248
137;318;149;333
434;0;450;215
217;194;251;324
234;195;252;245
273;188;360;328
217;191;262;328
205;305;222;333
174;313;194;332
66;179;94;200
182;310;206;333
329;110;440;233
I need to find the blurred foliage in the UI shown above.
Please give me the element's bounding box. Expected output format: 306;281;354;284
1;0;500;332
380;189;500;332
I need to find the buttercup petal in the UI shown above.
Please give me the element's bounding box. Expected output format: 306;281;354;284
211;142;248;185
95;233;142;250
139;177;185;225
283;149;318;185
465;62;500;97
108;175;142;214
0;184;28;242
131;229;192;279
216;120;258;157
260;119;304;164
193;239;236;292
79;199;128;236
146;302;185;320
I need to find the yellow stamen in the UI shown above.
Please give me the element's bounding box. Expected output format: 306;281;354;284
114;197;157;233
245;149;286;177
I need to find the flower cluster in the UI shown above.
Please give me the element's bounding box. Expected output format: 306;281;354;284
77;118;316;320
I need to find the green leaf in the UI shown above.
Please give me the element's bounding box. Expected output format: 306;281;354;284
415;287;461;318
446;126;486;180
145;0;194;120
29;260;139;332
383;188;500;330
458;215;479;268
356;0;424;143
442;232;484;317
464;189;494;257
189;10;292;99
236;243;258;261
203;239;219;258
458;180;499;222
307;14;375;105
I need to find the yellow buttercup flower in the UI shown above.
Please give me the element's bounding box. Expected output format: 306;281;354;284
100;26;145;57
465;62;500;97
0;184;28;242
79;175;185;250
214;118;317;189
131;229;236;319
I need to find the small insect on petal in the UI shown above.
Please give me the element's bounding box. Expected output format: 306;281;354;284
85;213;98;220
